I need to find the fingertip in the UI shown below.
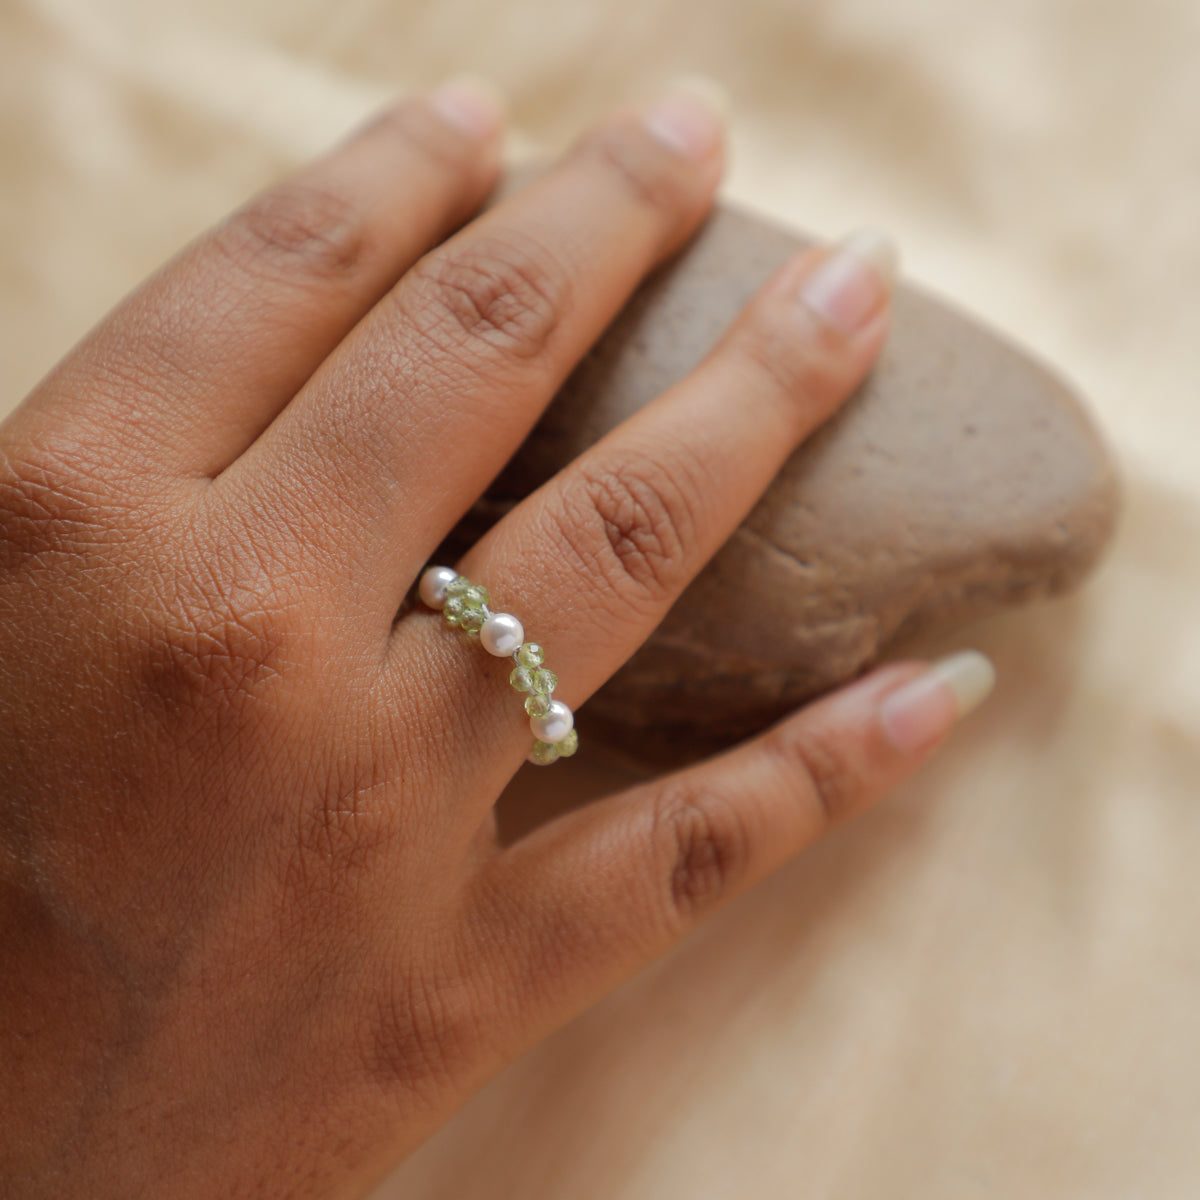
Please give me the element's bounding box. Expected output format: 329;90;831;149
795;228;898;337
878;650;997;756
427;74;508;140
841;227;900;290
640;75;730;163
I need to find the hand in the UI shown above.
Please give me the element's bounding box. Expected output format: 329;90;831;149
0;78;992;1199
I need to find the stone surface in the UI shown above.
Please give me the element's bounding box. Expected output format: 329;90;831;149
442;196;1119;768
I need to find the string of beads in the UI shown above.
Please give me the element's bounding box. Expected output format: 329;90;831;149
417;565;578;765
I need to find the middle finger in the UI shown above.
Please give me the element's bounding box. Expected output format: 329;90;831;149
221;83;727;621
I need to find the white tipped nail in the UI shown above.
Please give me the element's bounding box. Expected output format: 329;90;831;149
841;227;900;289
935;649;998;719
878;650;996;754
799;228;898;335
666;74;732;123
642;75;729;160
428;74;506;137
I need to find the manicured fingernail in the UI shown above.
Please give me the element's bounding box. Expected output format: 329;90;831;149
642;76;729;160
799;227;899;335
428;75;506;138
878;650;996;755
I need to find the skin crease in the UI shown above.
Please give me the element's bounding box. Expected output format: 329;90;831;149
0;81;958;1200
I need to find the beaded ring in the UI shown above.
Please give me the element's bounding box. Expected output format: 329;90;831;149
417;565;578;766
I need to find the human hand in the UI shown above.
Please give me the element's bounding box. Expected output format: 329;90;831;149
0;78;994;1198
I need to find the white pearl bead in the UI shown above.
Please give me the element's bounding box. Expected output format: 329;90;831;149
418;565;458;610
530;699;573;745
480;612;524;657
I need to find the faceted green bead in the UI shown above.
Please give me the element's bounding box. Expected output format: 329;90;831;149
524;693;551;718
556;728;579;758
444;594;466;619
445;575;472;598
460;606;485;632
531;668;558;695
529;740;560;766
509;666;534;693
517;642;544;669
465;584;490;607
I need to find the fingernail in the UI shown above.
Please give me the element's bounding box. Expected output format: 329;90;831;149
799;227;899;335
428;74;506;138
878;650;996;755
642;75;729;161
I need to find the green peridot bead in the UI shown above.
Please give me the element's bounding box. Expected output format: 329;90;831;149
444;575;472;598
464;584;490;607
525;693;551;718
460;606;485;632
517;642;544;669
444;594;466;617
529;740;560;766
509;666;534;693
531;668;558;695
556;728;579;758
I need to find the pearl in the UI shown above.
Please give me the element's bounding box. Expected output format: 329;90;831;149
530;698;573;745
480;612;524;657
418;565;458;610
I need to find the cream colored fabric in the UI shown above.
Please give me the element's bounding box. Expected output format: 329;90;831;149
4;0;1198;1195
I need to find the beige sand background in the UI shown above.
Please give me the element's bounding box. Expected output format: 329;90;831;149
4;0;1199;1195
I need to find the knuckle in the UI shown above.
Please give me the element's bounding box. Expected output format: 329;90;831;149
763;718;857;829
219;182;368;283
404;230;567;366
586;121;693;217
651;779;751;928
553;453;699;608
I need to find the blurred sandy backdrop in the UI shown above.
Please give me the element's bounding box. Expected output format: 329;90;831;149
3;0;1200;1196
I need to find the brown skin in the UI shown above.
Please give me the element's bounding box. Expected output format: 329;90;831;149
0;86;937;1198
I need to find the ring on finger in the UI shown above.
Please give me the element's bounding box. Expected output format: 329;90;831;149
418;565;579;765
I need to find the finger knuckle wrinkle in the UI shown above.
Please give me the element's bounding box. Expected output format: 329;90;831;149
766;721;854;828
223;183;367;281
558;458;694;604
654;782;749;926
408;232;566;364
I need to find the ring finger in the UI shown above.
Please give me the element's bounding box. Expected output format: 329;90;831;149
411;230;898;778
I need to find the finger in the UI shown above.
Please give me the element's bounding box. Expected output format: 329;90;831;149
467;653;996;1049
429;229;896;775
222;80;728;611
7;79;505;477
